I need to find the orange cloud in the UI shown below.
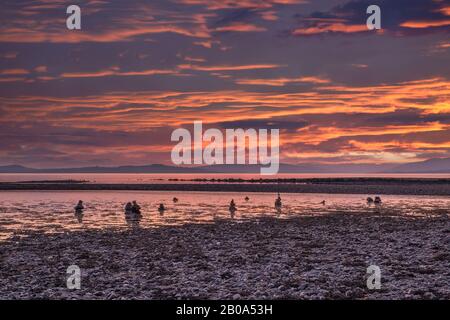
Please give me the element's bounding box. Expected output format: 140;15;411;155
0;69;29;75
61;67;177;79
1;52;18;59
0;4;212;44
437;42;450;49
178;64;282;71
0;77;25;82
236;76;330;86
2;77;448;165
351;64;369;68
3;77;448;127
0;25;210;43
53;64;282;80
293;23;367;35
260;10;278;21
177;0;305;10
400;20;450;28
215;23;267;32
184;56;206;63
34;66;48;73
439;6;450;16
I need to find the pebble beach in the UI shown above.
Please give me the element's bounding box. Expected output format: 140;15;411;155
1;213;449;300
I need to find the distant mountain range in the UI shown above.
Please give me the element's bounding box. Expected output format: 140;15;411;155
384;157;450;173
1;157;449;174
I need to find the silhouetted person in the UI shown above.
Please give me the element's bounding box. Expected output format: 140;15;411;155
74;200;84;211
229;199;237;212
132;201;141;215
173;197;179;203
367;197;374;204
74;201;84;223
374;196;382;204
321;200;326;205
245;196;249;202
275;193;282;208
158;203;165;214
125;202;133;215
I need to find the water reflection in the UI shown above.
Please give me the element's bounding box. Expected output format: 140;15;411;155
158;203;166;215
125;212;142;229
276;207;282;216
74;210;84;223
0;191;448;240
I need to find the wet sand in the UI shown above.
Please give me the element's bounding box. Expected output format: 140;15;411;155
0;213;449;300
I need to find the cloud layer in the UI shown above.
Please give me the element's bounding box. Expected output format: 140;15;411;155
0;0;449;168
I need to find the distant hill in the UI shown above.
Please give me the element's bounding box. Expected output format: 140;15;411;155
0;158;449;174
0;164;204;174
0;165;36;173
387;157;450;173
0;163;395;174
200;163;396;174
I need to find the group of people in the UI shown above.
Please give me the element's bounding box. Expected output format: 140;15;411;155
229;193;283;213
229;193;379;213
367;196;382;204
126;200;167;215
125;201;142;215
75;193;381;220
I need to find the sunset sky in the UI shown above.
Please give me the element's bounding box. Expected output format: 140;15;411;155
0;0;449;168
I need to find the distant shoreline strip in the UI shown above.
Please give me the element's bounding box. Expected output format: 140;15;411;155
0;181;449;196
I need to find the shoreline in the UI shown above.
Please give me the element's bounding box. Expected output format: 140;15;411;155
1;214;449;300
1;179;450;196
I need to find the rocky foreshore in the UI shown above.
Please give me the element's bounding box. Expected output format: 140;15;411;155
0;214;449;300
